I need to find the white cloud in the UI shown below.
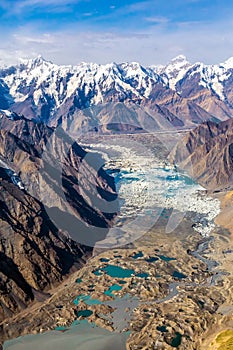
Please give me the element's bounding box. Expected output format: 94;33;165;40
1;18;233;67
144;16;169;24
1;0;80;14
13;33;53;44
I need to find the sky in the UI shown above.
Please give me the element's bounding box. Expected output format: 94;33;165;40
0;0;233;66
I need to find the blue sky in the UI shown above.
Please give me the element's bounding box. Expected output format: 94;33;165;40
0;0;233;65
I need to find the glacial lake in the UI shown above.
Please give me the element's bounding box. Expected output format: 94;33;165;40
3;321;129;350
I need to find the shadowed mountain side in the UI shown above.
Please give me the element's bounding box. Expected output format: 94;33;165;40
45;206;112;248
0;113;117;224
0;166;91;323
0;114;117;324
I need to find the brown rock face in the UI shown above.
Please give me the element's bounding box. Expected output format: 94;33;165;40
170;119;233;190
0;166;89;321
0;112;117;323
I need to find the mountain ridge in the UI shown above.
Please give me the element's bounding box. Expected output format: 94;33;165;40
0;111;117;325
169;118;233;191
1;55;233;131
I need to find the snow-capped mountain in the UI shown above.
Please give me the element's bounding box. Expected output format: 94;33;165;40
0;56;162;110
1;55;233;131
152;55;193;90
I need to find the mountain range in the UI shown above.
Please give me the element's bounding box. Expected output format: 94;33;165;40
1;55;233;349
1;55;233;132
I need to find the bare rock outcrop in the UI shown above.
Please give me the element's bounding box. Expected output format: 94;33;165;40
170;119;233;190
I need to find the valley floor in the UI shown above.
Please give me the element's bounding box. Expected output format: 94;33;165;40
2;133;233;349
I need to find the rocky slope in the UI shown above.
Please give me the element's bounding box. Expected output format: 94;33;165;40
169;118;233;190
1;55;233;131
0;110;117;324
0;165;89;322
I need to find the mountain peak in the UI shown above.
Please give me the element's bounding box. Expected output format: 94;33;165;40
223;56;233;69
33;54;46;63
121;61;143;71
171;54;188;62
19;55;53;68
153;55;191;75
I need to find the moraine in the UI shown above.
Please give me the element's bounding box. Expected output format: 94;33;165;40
81;135;221;248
